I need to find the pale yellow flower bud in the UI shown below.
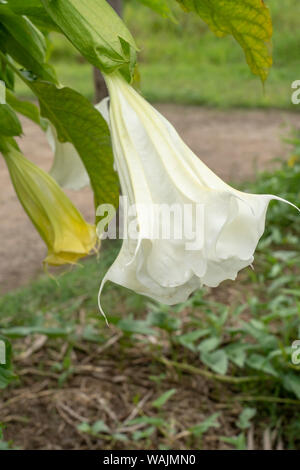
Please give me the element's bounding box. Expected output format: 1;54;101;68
3;146;97;266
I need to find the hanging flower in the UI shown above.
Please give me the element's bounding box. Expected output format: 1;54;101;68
46;99;110;190
3;145;97;266
97;72;297;310
46;123;90;190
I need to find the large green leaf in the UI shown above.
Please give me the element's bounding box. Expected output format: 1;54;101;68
41;0;138;79
30;81;119;214
6;0;60;31
0;104;22;136
7;0;48;17
0;5;56;81
0;4;45;61
177;0;272;82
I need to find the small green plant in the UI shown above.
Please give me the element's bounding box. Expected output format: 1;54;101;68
0;424;13;450
189;413;220;449
77;420;128;444
237;408;257;430
152;389;177;409
220;433;247;450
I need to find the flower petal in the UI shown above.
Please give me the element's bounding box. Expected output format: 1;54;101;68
47;123;90;190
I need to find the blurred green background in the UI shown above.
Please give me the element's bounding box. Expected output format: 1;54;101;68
16;0;300;108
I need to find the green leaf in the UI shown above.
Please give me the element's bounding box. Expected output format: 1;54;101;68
82;325;106;344
117;318;156;336
220;433;247;450
0;4;45;61
201;349;228;375
0;104;22;136
137;0;175;20
190;412;220;436
0;367;16;389
7;0;48;16
41;0;138;79
127;416;164;427
77;422;91;433
5;90;42;126
177;329;210;351
147;310;181;332
0;5;56;81
246;353;279;377
152;389;176;409
0;424;13;450
29;81;119;213
177;0;272;82
6;0;60;31
225;343;248;368
1;325;73;338
237;408;256;430
0;135;19;155
283;373;300;399
0;60;14;90
91;420;110;434
111;433;128;442
241;320;278;350
133;426;155;441
198;336;220;353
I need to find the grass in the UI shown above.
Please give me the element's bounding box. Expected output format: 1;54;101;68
14;0;300;108
1;142;300;449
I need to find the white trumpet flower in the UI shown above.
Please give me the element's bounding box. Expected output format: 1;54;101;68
98;72;296;310
47;123;90;190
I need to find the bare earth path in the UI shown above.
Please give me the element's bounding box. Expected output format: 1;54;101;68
0;106;299;293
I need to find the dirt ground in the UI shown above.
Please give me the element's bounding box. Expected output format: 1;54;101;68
0;337;239;450
0;106;299;294
0;321;288;450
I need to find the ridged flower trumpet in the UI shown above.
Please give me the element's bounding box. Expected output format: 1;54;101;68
3;145;96;266
99;72;296;308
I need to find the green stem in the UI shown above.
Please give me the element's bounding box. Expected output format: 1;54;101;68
0;51;31;86
233;395;300;405
158;357;268;384
0;51;58;96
